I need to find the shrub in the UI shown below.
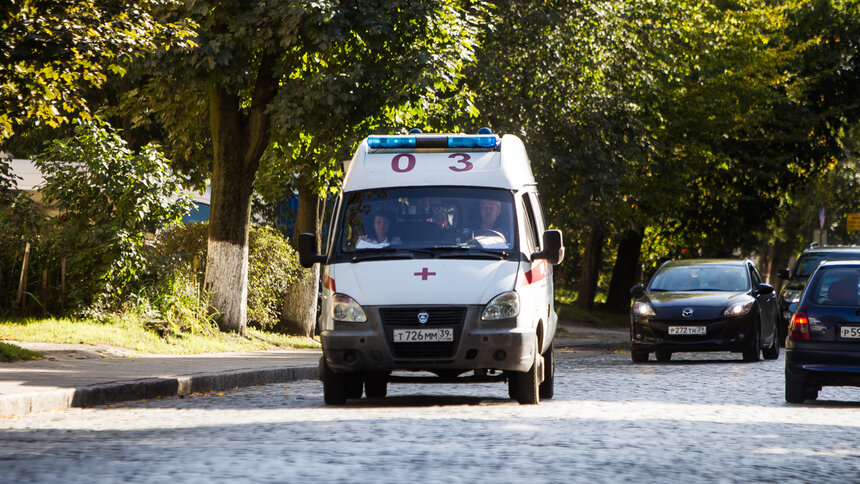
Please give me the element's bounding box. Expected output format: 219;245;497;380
149;222;309;329
34;118;193;307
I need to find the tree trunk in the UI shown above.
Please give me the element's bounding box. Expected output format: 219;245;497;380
204;56;276;335
281;172;323;337
605;228;644;313
576;225;605;311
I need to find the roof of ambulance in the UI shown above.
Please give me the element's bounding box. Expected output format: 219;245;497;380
341;133;536;192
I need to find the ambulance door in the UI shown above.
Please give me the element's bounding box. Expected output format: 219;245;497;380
521;191;556;351
526;191;556;347
516;190;551;351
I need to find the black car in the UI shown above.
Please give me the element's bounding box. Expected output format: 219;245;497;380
630;259;780;363
785;260;860;403
777;245;860;343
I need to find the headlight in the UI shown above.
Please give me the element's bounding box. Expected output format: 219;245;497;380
331;293;367;322
632;301;656;317
482;291;520;320
781;289;801;304
722;300;754;317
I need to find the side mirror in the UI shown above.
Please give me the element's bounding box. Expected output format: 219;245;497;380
777;268;790;280
297;233;326;268
532;229;564;265
630;284;645;298
757;283;774;296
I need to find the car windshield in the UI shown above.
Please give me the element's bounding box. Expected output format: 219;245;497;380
808;267;860;306
335;186;516;256
649;265;749;292
795;252;860;277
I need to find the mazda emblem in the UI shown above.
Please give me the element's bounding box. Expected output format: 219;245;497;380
681;308;694;318
417;312;430;324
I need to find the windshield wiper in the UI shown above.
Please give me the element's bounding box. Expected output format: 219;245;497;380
350;248;434;262
429;246;510;260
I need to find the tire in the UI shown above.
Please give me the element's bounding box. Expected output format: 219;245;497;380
762;323;780;360
345;373;364;399
539;341;554;400
655;350;672;362
511;338;541;404
742;322;761;362
785;377;807;404
321;358;347;405
631;349;649;363
364;372;388;398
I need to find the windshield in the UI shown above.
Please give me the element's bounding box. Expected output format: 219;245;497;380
795;252;860;278
649;265;749;292
334;186;516;258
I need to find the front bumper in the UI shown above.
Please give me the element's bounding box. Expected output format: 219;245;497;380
785;340;860;387
630;313;756;353
321;304;537;374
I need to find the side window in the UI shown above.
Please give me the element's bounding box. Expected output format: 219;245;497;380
521;195;540;252
529;192;547;233
749;265;763;286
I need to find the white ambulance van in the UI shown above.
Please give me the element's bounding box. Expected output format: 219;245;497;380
298;130;564;404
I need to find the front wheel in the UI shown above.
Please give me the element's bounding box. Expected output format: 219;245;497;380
510;339;541;404
742;322;761;362
631;349;649;363
321;358;347;405
539;342;554;399
655;350;672;362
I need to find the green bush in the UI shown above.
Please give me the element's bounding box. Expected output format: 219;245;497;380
34;119;193;307
150;222;309;329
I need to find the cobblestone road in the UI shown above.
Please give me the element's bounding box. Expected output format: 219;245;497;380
3;349;859;483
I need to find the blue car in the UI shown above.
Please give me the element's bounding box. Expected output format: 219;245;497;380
785;260;860;403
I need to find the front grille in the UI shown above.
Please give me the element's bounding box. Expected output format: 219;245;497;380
379;307;466;326
379;307;467;359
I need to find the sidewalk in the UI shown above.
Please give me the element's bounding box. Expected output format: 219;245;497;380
0;321;627;417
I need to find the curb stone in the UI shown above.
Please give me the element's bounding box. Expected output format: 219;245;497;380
1;365;317;417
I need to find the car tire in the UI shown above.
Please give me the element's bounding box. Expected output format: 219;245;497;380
364;372;388;398
345;373;364;399
321;358;347;405
742;322;761;362
655;350;672;362
539;341;554;400
762;324;780;360
631;349;649;363
511;338;541;404
785;377;807;404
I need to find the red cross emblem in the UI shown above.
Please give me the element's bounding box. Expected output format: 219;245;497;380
413;267;436;280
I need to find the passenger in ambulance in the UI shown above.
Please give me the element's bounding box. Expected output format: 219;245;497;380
356;210;401;249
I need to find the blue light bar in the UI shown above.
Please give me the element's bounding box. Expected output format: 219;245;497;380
367;134;500;150
367;136;416;149
448;135;500;149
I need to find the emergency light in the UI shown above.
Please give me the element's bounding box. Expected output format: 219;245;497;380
367;134;500;150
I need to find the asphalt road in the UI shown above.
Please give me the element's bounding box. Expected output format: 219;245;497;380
3;348;859;483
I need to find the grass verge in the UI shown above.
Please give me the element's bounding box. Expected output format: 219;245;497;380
555;302;629;329
0;341;43;362
0;315;320;356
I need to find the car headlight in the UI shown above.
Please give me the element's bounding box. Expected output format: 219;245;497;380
781;289;801;304
481;291;520;320
722;300;754;317
632;301;656;317
331;293;367;322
